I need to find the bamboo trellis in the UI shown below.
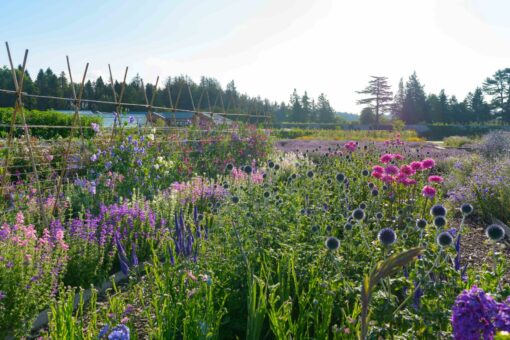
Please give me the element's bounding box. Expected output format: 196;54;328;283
0;41;272;220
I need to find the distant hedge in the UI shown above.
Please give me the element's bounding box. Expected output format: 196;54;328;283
417;124;510;140
0;107;102;139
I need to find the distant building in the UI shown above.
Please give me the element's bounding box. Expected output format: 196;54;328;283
148;110;232;126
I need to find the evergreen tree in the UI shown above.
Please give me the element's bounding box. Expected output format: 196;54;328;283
467;87;491;122
316;93;335;123
483;68;510;121
402;72;427;124
392;78;405;120
356;76;393;125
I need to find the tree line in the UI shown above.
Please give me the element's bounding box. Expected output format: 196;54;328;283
357;69;510;125
0;66;336;124
1;65;508;125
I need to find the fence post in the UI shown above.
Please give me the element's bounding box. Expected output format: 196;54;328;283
109;65;128;143
5;43;47;225
52;57;89;215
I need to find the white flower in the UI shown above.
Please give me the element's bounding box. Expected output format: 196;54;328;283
154;164;160;170
147;134;155;141
157;156;164;163
151;128;156;134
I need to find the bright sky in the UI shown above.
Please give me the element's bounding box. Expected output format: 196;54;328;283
1;0;509;113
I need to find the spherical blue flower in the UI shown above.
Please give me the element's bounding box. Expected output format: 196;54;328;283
416;219;427;229
430;204;447;217
461;203;473;216
344;223;353;231
336;173;345;182
352;208;365;221
325;236;340;251
378;228;397;246
486;224;505;242
434;216;447;228
307;170;314;178
244;165;252;174
231;196;240;204
436;231;453;247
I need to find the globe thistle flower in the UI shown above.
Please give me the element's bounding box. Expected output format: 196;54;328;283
416;219;427;229
436;231;453;247
244;165;252;174
326;225;332;232
291;173;297;179
376;212;383;220
362;169;369;176
327;178;332;185
344;223;353;231
461;203;473;216
263;191;270;198
325;236;340;251
352;208;365;221
359;202;367;210
274;164;280;171
378;228;397;246
486;224;505;242
231;196;240;204
311;225;319;233
336;173;345;182
368;182;375;189
268;160;275;168
434;216;447;228
307;170;314;178
430;204;447;217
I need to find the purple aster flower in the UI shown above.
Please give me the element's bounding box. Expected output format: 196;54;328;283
0;291;5;300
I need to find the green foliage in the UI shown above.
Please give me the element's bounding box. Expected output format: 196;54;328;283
443;135;474;148
0;107;102;139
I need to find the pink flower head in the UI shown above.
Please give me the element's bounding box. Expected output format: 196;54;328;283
371;171;383;179
410;161;423;171
422;185;436;198
402;178;417;186
428;175;444;183
372;165;384;173
380;154;393;164
344;141;357;152
393;154;404;161
385;165;399;175
16;212;24;226
400;165;415;176
422;158;436;169
381;174;395;183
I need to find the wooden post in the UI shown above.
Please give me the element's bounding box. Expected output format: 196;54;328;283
52;57;89;215
5;42;47;224
109;65;128;143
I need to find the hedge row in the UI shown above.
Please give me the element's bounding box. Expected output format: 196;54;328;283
0;108;102;139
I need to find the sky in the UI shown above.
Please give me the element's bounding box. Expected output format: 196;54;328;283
1;0;510;113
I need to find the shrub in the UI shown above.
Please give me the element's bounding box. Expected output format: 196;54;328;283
443;136;474;148
479;130;510;158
